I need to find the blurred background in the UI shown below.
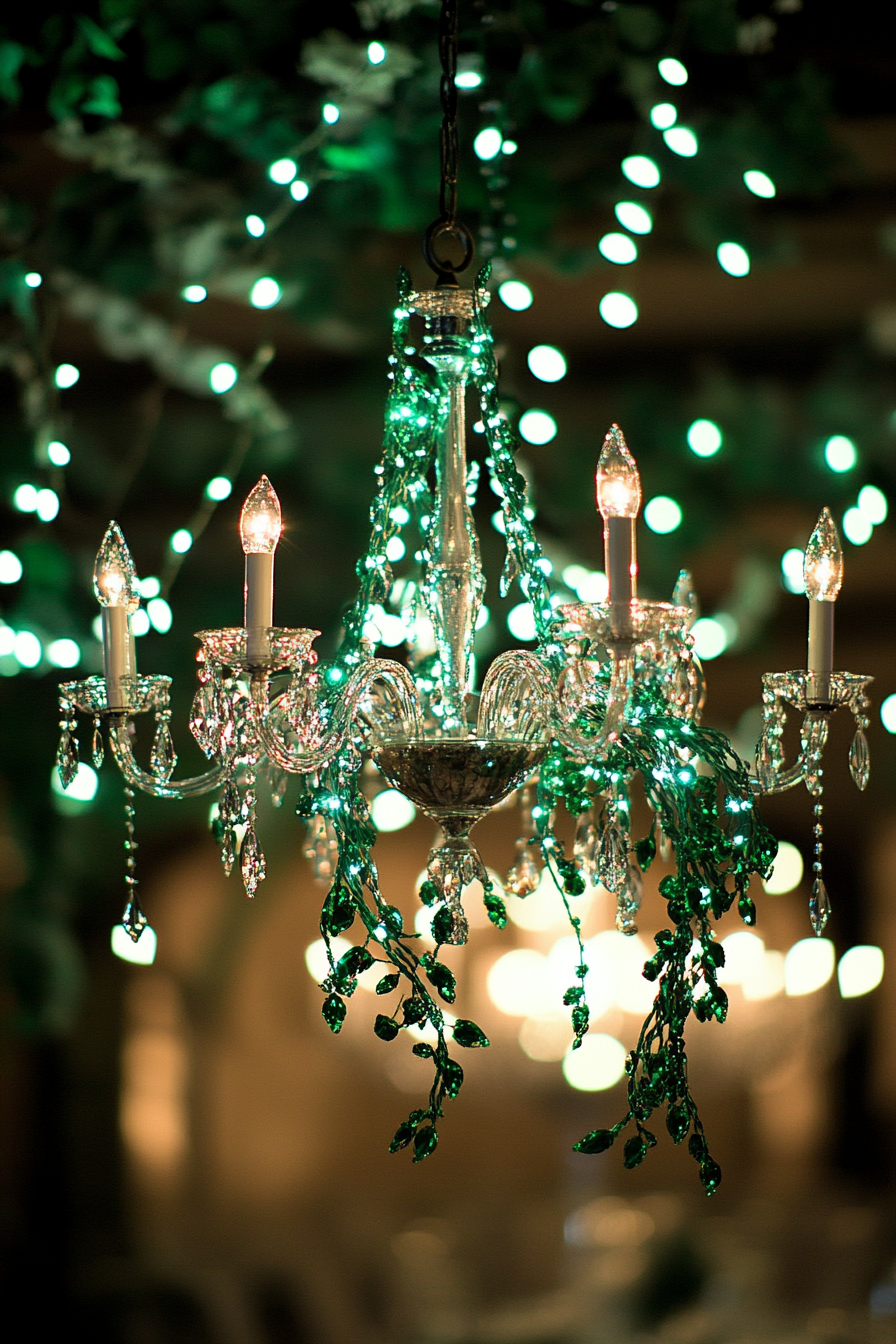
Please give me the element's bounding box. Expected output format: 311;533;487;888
1;1;895;1340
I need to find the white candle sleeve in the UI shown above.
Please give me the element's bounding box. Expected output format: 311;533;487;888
103;606;131;709
807;599;834;704
245;551;274;662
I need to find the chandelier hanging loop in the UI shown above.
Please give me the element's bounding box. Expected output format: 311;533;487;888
423;0;474;283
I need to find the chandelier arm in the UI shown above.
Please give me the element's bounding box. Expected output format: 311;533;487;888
479;650;620;759
107;719;228;798
749;757;807;795
247;660;424;774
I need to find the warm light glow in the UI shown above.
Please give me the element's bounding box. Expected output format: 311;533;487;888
785;938;835;996
370;789;416;832
519;1015;571;1062
762;840;804;894
595;424;641;519
803;507;843;602
717;931;765;985
240;476;282;554
94;522;139;608
487;949;550;1017
837;945;884;999
562;1033;627;1091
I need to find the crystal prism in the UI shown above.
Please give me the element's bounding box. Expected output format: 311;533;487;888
849;729;870;791
615;863;643;936
92;724;104;770
56;731;79;789
150;720;177;782
574;812;598;879
189;683;217;756
219;779;240;827
809;877;831;935
598;823;628;893
240;826;266;896
221;827;236;876
506;844;540;897
499;547;519;598
122;898;147;942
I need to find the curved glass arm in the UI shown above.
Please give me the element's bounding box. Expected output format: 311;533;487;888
108;720;228;798
479;650;617;759
749;756;806;796
248;659;423;773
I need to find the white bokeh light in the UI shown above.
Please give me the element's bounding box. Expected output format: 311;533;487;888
837;945;884;999
784;938;835;996
370;789;416;832
762;840;804;894
562;1034;627;1091
527;345;567;382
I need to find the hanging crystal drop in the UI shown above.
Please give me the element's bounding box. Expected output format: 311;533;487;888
240;826;266;897
91;719;104;770
150;718;177;782
849;729;870;791
809;878;832;936
56;729;80;789
506;842;541;897
574;811;598;880
598;822;628;893
189;683;216;755
499;546;519;598
221;826;236;876
219;779;240;828
615;863;643;936
122;896;147;942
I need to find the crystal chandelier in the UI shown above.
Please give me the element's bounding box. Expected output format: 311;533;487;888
55;0;872;1189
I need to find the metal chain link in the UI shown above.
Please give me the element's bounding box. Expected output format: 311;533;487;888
438;0;459;223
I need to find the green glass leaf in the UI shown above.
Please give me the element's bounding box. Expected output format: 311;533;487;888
321;993;345;1034
382;905;404;936
700;1158;722;1195
738;894;756;925
412;1124;439;1163
563;866;586;896
666;1104;690;1144
688;1132;707;1162
571;1004;590;1038
423;957;457;1004
322;886;355;936
452;1018;489;1049
336;945;374;983
412;1042;434;1058
634;832;656;870
376;973;400;996
574;1128;617;1155
401;997;426;1025
389;1119;418;1153
374;1013;400;1041
419;879;440;907
440;1058;464;1098
484;887;507;929
432;905;456;946
623;1134;648;1169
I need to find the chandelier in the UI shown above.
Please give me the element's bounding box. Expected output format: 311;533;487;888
55;0;872;1191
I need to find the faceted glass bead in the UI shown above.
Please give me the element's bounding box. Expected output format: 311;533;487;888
809;877;832;936
150;720;177;782
122;898;147;942
849;728;870;791
56;731;79;789
506;844;540;897
598;823;628;893
92;723;104;770
240;826;266;896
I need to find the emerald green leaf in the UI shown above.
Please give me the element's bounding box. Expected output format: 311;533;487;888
412;1042;433;1058
412;1124;438;1162
484;887;507;929
432;905;455;945
666;1104;690;1144
623;1134;648;1168
374;1013;399;1041
389;1119;418;1153
452;1018;489;1049
634;832;656;870
322;887;355;936
423;957;456;1004
700;1157;722;1195
574;1127;617;1154
376;973;400;996
440;1057;463;1098
321;993;345;1034
76;15;126;60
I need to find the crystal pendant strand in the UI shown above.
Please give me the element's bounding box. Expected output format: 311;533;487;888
92;716;104;769
573;807;598;883
849;688;871;791
802;716;831;935
150;705;177;782
506;784;541;896
217;773;240;876
122;785;147;941
239;767;266;897
56;697;80;788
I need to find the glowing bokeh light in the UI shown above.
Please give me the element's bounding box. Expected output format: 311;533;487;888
762;840;804;894
658;58;688;86
744;170;776;198
498;279;533;310
614;201;652;234
518;409;557;444
621;155;660;189
599;232;638;265
370;789;416;832
686;418;723;457
837;945;884;999
599;292;638;328
527;345;567;382
644;495;682;534
824;435;857;473
784;938;835;996
717;242;750;277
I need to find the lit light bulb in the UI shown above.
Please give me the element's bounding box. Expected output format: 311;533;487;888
93;522;138;609
240;476;282;555
803;507;843;602
595;424;642;520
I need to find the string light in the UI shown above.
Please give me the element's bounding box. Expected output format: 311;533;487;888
614;202;652;234
824;435;857;472
717;242;750;277
290;180;310;201
54;363;80;389
498;279;533;310
322;103;340;124
250;277;281;309
473;127;502;161
664;127;698;157
518;409;557;444
170;529;193;554
245;214;266;237
501;139;518;154
47;440;71;465
13;484;38;512
658;57;688;86
744;170;776;198
24;271;42;288
650;103;677;129
598;292;638;328
686;418;722;456
268;158;297;184
367;41;386;64
599;232;638;264
621;155;660;188
526;345;567;382
182;284;207;303
35;488;60;522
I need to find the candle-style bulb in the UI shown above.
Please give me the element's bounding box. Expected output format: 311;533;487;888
595;424;642;520
240;476;282;555
803;507;843;602
93;522;138;609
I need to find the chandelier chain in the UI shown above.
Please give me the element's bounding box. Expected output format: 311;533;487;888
438;0;459;223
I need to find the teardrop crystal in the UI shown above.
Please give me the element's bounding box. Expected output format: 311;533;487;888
56;730;79;789
219;780;240;828
150;720;177;782
574;812;598;879
122;897;147;942
240;826;266;897
849;729;870;791
756;733;776;792
809;877;832;935
506;843;540;897
499;547;519;598
189;683;217;756
221;827;236;877
92;724;104;770
598;822;628;893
